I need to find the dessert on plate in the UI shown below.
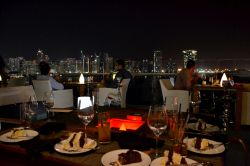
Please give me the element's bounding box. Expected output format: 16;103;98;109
192;137;214;150
118;149;142;165
62;132;85;151
195;119;207;131
161;149;187;165
9;127;27;139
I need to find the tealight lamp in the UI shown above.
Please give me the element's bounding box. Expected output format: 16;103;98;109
220;73;228;87
119;123;127;131
79;73;85;84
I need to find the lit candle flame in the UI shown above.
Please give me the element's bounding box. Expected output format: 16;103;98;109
0;75;2;81
220;73;228;87
79;73;85;84
119;123;127;131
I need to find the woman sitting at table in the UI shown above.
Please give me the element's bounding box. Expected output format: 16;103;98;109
37;61;64;90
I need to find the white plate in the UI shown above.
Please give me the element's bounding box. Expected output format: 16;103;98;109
54;138;97;154
150;157;200;166
187;123;220;132
0;129;39;143
187;138;225;155
101;149;151;166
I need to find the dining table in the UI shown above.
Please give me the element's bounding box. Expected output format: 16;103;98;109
0;107;226;166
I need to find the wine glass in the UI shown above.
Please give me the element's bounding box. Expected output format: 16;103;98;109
147;105;167;158
20;102;35;128
116;77;122;102
43;91;55;121
77;96;95;143
190;90;201;114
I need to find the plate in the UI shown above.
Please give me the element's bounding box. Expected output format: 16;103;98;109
187;138;225;155
187;123;220;132
101;149;151;166
150;157;200;166
0;129;39;143
54;138;97;154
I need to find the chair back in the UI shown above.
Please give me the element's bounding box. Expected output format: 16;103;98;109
53;89;73;108
159;79;189;112
97;79;130;108
32;80;52;101
0;85;36;106
120;79;130;108
159;79;174;91
7;77;27;87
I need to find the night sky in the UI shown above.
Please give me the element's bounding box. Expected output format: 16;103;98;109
0;0;250;61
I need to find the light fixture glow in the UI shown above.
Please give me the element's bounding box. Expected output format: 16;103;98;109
79;73;85;84
220;73;228;87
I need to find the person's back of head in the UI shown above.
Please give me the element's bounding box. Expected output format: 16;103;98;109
116;59;125;69
39;61;51;75
0;55;6;72
186;59;196;69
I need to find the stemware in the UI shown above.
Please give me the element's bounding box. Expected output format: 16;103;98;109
20;101;36;128
190;90;201;114
43;91;55;121
147;105;167;158
77;96;95;143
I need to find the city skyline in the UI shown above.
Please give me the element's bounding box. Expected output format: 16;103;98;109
1;1;250;60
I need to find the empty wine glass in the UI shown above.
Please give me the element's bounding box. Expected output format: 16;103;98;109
77;96;95;143
43;91;55;121
147;105;167;158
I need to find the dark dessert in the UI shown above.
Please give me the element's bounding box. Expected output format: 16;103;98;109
194;137;202;149
118;149;142;165
165;149;187;165
196;119;206;130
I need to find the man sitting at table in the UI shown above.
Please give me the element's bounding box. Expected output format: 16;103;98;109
174;59;199;91
105;59;133;88
37;61;64;90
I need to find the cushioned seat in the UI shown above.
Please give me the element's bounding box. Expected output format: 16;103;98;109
97;79;130;108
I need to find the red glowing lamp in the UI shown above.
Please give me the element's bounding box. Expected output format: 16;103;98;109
110;118;145;131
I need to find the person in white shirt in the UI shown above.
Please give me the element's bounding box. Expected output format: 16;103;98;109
37;61;64;90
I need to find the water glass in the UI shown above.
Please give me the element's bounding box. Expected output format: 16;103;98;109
98;111;111;144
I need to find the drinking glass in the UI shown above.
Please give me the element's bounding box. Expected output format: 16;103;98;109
147;105;167;158
77;97;95;143
165;96;179;140
190;90;201;114
20;102;35;128
43;91;55;121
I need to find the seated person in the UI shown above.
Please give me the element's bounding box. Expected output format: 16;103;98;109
37;61;64;90
105;59;133;88
0;55;10;86
174;59;199;91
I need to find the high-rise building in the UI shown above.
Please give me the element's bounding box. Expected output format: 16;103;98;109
104;53;113;73
66;58;76;73
36;49;49;63
182;50;197;68
91;54;101;73
165;58;177;73
153;50;163;73
8;57;25;74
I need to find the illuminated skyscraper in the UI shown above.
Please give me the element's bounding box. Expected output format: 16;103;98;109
8;57;25;74
36;49;49;63
182;50;197;67
153;50;163;73
104;53;113;73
